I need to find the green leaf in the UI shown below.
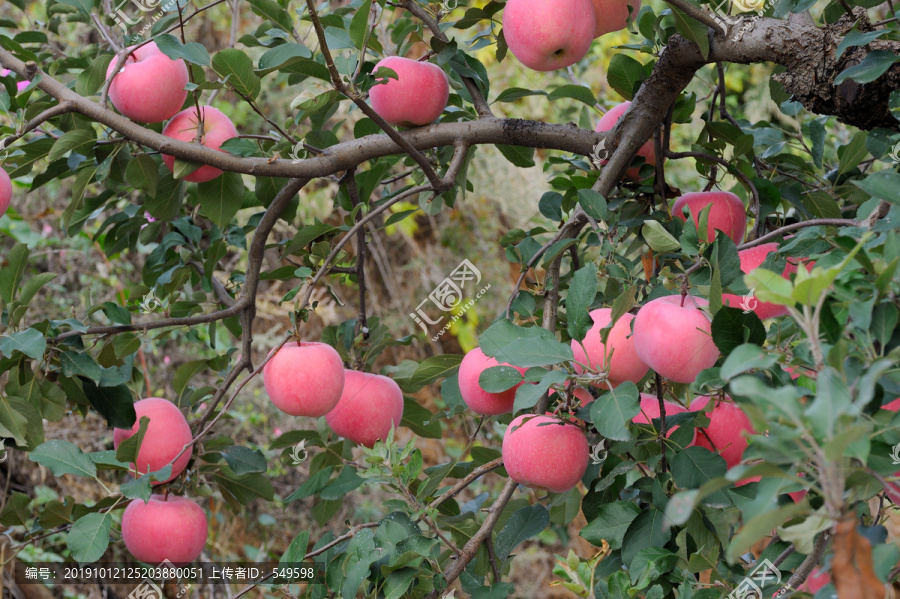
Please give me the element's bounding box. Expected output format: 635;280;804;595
494;505;549;560
710;306;766;355
727;502;807;562
144;172;184;221
80;379;136;429
589;382;640;441
853;169;900;205
153;33;211;66
280;530;310;567
0;328;46;361
30;439;97;478
125;155;159;197
671;5;709;60
495;337;574;368
493;87;547;103
221;446;267;475
630;547;678;588
621;509;672;566
495;144;535;168
547;84;597;106
48;129;95;162
319;467;364;500
836;29;886;60
349;0;373;50
580;501;641;550
0;243;28;304
66;512;111;563
257;43;312;73
213;49;262;99
837;130;868;176
478;365;524;393
719;343;777;381
642;221;681;253
834;50;900;85
120;474;152;502
247;0;294;31
567;264;598;341
197;172;246;227
606;54;647;101
671;446;727;489
578;189;608;221
56;0;95;15
0;492;31;528
60;351;102;384
0;396;28;446
115;416;149;464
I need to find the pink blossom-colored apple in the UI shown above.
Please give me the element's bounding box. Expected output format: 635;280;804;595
502;414;589;493
161;106;238;183
0;167;11;218
105;42;189;123
326;370;404;447
590;0;641;37
595;101;656;179
0;69;29;92
571;308;649;388
121;495;207;563
690;396;755;468
113;397;192;483
672;191;747;244
632;295;719;384
369;57;449;127
502;0;596;71
722;243;810;319
263;341;345;417
632;393;689;439
459;347;528;416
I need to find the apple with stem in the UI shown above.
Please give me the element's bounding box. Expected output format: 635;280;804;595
161;106;238;183
113;397;192;484
672;191;747;244
632;295;719;384
326;370;404;447
369;57;449;127
502;414;589;493
263;341;345;417
571;308;649;389
105;42;189;124
502;0;596;71
459;347;528;416
121;495;207;563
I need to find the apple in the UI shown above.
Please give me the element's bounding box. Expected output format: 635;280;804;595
798;567;830;593
0;69;30;92
672;191;747;244
369;57;449;127
591;0;641;37
459;347;528;416
722;243;810;319
595;101;656;179
734;473;807;502
263;341;345;417
690;396;755;468
502;414;589;493
632;295;720;384
325;370;404;447
632;393;689;439
105;42;189;124
502;0;596;71
121;495;207;564
161;106;238;183
571;308;649;388
881;397;900;411
0;167;11;218
113;397;192;483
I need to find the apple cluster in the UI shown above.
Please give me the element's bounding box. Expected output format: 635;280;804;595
262;341;405;448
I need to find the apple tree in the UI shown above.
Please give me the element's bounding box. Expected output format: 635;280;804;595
1;0;900;596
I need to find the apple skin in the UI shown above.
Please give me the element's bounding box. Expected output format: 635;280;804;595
571;308;649;388
502;0;596;71
502;414;589;493
105;42;189;124
672;191;747;244
690;396;755;468
632;295;719;384
798;567;830;593
632;393;689;439
722;243;807;320
113;397;192;483
595;101;656;179
325;370;404;448
161;106;238;183
591;0;641;37
459;347;528;416
0;167;11;218
263;341;345;417
369;57;449;127
735;474;807;502
121;495;207;564
0;69;30;92
881;397;900;411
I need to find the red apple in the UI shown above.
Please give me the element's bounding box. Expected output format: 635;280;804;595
590;0;641;37
502;0;596;71
0;167;11;218
263;341;345;417
722;243;809;320
798;567;830;593
325;370;404;447
161;106;238;183
1;68;30;93
632;295;720;384
595;101;656;179
690;396;755;468
369;57;449;127
882;397;900;411
672;191;747;244
458;347;528;416
106;42;189;124
571;308;649;388
113;397;192;483
121;495;207;564
632;393;689;439
502;414;589;493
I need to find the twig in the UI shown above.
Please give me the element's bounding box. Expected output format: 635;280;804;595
656;372;668;472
